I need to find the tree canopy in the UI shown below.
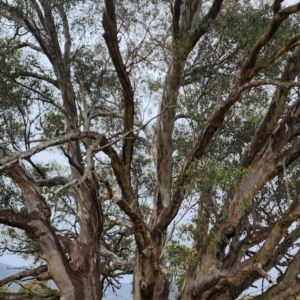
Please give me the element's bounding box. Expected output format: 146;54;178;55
0;0;300;300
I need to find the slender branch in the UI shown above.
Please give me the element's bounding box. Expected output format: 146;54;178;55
156;85;245;230
243;45;300;167
239;2;300;83
54;134;103;194
15;71;59;88
0;265;48;287
282;157;291;205
252;35;300;75
102;0;134;173
28;0;48;34
152;0;223;221
8;42;43;53
275;139;300;171
100;245;134;271
188;0;224;49
38;0;62;60
244;78;300;89
254;248;300;300
0;131;106;171
0;1;55;65
223;226;300;299
37;176;70;187
57;3;71;59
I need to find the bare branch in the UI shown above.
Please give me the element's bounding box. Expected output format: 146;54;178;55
0;1;55;65
56;3;71;59
254;248;300;300
37;176;70;187
102;0;134;173
243;78;300;90
100;245;134;272
0;265;48;287
8;42;43;53
188;0;224;49
243;46;300;167
16;71;59;88
0;209;33;231
201;196;300;298
0;132;106;171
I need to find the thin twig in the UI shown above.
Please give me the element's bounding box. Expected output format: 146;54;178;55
283;157;291;205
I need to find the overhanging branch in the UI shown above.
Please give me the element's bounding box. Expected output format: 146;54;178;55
0;265;48;287
37;176;70;187
0;209;33;231
0;132;107;171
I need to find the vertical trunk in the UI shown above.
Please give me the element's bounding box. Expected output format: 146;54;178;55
81;273;102;300
56;273;101;300
133;251;171;300
179;251;221;300
133;229;171;300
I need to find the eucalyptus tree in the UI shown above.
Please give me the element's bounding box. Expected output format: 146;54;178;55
0;0;300;300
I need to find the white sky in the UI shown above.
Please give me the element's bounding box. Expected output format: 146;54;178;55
285;0;299;4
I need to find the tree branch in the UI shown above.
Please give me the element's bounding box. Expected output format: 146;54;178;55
156;85;245;230
0;265;48;287
8;42;43;53
188;0;223;49
220;226;300;299
152;0;223;222
172;0;182;40
0;1;55;65
275;139;300;172
100;245;134;272
243;45;300;167
16;71;59;88
56;3;71;59
37;176;70;187
251;34;300;75
239;2;300;83
0;209;33;231
254;249;300;300
102;0;134;173
202;196;300;299
0;132;106;171
157;43;300;231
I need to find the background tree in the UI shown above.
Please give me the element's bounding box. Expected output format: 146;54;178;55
0;0;300;300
